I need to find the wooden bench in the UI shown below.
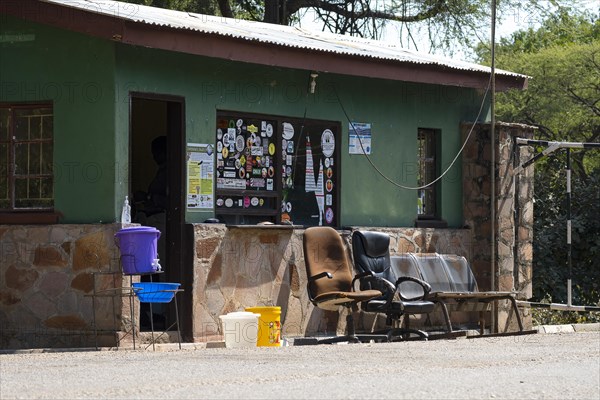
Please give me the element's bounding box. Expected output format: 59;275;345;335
390;253;537;337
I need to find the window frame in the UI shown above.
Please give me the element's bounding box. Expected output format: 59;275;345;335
0;103;58;224
417;127;441;220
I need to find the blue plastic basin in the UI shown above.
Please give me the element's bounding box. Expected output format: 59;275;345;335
132;282;180;303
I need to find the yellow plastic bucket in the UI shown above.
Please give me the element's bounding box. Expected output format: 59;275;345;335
245;306;281;347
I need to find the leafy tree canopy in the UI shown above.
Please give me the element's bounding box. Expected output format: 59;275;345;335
481;10;600;308
479;10;599;177
120;1;581;55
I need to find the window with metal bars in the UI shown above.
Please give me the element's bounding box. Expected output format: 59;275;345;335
417;128;438;218
0;104;54;211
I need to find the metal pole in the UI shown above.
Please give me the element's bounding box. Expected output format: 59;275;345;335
490;0;497;332
130;275;136;350
566;148;572;307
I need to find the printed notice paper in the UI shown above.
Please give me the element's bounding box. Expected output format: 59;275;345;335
186;143;214;210
349;122;372;155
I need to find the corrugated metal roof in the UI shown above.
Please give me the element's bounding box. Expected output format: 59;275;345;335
42;0;524;78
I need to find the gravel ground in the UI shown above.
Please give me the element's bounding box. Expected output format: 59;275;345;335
1;332;599;399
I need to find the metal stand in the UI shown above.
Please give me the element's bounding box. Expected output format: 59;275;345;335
88;266;185;350
137;287;183;351
87;271;138;350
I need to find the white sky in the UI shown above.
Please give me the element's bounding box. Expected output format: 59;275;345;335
293;0;599;60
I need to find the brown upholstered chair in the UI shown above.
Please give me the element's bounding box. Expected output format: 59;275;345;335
301;226;386;344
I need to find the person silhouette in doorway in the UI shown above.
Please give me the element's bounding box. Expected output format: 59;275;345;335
146;135;168;215
134;135;167;219
133;135;168;330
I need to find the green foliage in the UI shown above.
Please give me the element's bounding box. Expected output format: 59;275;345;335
533;169;600;306
532;305;600;326
482;11;600;310
498;9;600;55
476;8;600;60
496;39;600;174
117;1;581;55
124;0;217;14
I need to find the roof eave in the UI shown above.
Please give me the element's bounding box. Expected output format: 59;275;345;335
2;0;527;91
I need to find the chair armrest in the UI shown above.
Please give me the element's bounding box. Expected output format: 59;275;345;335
351;270;373;288
306;271;333;303
308;271;333;283
395;276;432;301
357;273;396;306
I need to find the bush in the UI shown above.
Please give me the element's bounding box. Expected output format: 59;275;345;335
531;296;600;326
532;167;600;309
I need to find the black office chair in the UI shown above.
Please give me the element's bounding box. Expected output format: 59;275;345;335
301;226;387;344
352;230;436;340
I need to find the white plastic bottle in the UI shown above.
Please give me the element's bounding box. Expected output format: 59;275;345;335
121;196;131;224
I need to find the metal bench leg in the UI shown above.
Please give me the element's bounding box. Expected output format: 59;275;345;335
479;311;486;335
509;296;525;331
149;302;155;351
435;300;453;333
174;294;181;350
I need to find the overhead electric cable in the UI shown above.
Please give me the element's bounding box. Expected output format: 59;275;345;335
333;76;492;191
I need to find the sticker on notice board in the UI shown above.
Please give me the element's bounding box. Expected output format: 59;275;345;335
326;194;332;206
326;179;333;192
235;135;245;152
251;146;263;156
282;122;294;140
321;129;335;157
225;129;235;144
217;178;246;189
250;178;265;188
325;207;334;224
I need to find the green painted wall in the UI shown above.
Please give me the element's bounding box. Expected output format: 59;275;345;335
1;16;117;223
3;17;488;227
115;45;487;227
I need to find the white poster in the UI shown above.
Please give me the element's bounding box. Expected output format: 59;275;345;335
186;143;214;210
349;122;372;155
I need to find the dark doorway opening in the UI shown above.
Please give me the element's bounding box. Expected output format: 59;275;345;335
129;94;185;334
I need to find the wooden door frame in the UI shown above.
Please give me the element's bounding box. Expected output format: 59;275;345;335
129;92;190;338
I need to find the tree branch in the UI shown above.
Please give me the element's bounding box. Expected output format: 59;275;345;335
286;0;447;23
565;87;600;117
217;0;234;18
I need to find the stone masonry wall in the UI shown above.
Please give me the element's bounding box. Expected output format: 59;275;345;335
462;122;536;332
0;122;536;349
0;223;470;348
0;224;131;349
190;225;472;341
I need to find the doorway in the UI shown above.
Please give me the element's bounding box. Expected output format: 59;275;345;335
129;94;185;333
